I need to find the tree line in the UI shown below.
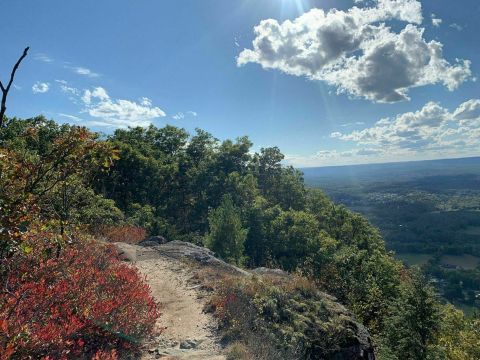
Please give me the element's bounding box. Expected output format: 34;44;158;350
2;117;479;358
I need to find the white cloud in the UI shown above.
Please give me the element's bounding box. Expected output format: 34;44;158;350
340;121;365;127
431;14;442;27
66;66;100;78
331;99;480;154
74;67;99;77
80;87;166;127
32;82;50;94
34;53;53;63
452;99;480;123
58;113;84;122
449;23;463;31
172;111;198;120
238;0;471;103
55;79;79;96
356;148;384;156
172;113;185;120
82;87;109;105
140;97;152;106
56;82;167;128
330;132;343;138
286;99;480;167
284;147;388;167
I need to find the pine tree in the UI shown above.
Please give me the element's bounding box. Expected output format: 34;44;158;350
205;194;247;265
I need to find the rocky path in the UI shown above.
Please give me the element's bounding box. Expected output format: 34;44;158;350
115;243;225;360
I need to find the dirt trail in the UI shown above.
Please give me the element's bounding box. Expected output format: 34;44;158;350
116;243;225;360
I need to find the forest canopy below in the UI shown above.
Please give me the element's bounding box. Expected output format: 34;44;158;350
1;116;480;359
303;159;480;312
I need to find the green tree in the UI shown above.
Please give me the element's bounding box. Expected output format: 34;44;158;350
383;268;441;360
42;178;124;232
244;197;280;267
0;118;116;256
252;147;306;210
251;147;283;196
269;209;319;271
430;304;480;360
205;195;248;265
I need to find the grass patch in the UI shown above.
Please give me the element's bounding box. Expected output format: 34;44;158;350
441;254;480;270
395;253;433;266
226;342;249;360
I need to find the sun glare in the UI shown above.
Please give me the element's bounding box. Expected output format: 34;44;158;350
281;0;308;16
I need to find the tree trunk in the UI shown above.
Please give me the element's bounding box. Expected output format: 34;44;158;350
0;47;29;128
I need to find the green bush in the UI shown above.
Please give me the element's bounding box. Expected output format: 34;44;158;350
210;275;369;360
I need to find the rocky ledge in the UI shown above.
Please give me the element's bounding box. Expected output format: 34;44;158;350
115;240;375;360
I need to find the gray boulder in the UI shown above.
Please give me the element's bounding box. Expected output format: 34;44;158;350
138;235;169;247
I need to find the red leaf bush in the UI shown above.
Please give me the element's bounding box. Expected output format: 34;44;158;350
0;230;159;359
96;225;147;244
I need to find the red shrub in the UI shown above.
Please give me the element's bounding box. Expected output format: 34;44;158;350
0;231;159;359
90;349;118;360
97;225;147;244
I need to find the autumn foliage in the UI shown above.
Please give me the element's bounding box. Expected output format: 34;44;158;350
0;230;159;359
0;120;160;359
97;225;147;244
0;120;118;257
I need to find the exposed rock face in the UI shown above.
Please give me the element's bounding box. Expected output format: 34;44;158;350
322;305;375;360
143;240;251;276
123;240;375;360
138;235;169;247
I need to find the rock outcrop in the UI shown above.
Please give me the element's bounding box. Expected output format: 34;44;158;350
138;235;169;247
139;240;251;276
115;240;375;360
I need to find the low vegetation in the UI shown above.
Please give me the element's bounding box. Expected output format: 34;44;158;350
211;274;372;360
1;231;158;359
0;118;159;359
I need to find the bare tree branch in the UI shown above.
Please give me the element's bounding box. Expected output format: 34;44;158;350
0;47;29;128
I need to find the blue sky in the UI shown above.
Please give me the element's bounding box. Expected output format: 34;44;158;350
1;0;479;166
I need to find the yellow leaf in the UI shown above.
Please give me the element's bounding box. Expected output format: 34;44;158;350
21;244;33;254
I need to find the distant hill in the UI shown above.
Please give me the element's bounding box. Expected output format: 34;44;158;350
301;156;480;188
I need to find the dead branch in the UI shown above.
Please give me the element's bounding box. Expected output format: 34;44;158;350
0;47;29;127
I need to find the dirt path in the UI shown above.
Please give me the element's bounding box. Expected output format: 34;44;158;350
116;243;225;360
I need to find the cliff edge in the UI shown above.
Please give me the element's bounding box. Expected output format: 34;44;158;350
115;241;375;360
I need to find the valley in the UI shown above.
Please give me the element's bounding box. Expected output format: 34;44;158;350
303;157;480;311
